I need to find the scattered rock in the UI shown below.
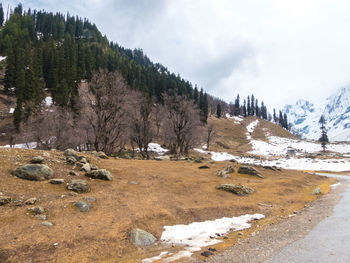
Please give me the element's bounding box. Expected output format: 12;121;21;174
85;197;96;202
129;181;138;185
67;179;90;193
43;152;50;158
217;166;235;178
198;165;210;169
28;206;45;215
208;248;217;252
194;159;203;163
74;201;91;212
81;163;91;173
129;228;157;246
238;166;264;179
24;197;37;205
96;151;108;159
262;165;280;171
12;164;54;181
64;149;78;158
312;187;322;195
66;156;77;165
80;157;88;164
0;196;12;205
201;251;214;257
86;169;112;181
30;156;45;164
90;165;98;171
154;155;170;161
35;214;47;220
69;170;79;176
216;184;254;196
40;221;53;227
49;178;65;184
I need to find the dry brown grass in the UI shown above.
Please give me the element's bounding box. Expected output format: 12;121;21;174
0;148;334;263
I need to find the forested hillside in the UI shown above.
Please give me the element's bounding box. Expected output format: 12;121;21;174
0;4;211;127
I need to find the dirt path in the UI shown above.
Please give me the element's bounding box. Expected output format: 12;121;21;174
189;175;348;263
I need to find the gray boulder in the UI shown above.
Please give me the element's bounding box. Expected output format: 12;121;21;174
218;166;235;178
13;164;53;181
40;221;53;227
198;165;210;169
24;197;37;205
0;196;12;205
66;156;77;165
312;187;322;195
238;166;264;179
129;228;156;246
28;206;45;215
216;184;254;196
86;169;112;181
35;214;47;220
69;170;79;176
97;151;108;159
74;201;91;212
81;163;91;173
30;156;45;164
49;178;65;184
67;179;90;193
64;148;78;158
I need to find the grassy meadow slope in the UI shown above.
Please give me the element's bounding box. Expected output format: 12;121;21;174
0;145;334;263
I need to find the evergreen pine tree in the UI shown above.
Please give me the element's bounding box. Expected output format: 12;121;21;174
279;110;283;127
13;100;22;131
202;92;208;123
273;109;277;123
199;88;204;109
234;94;240;116
216;104;222;118
247;96;251;116
193;86;199;104
243;99;247;117
0;3;4;26
283;113;288;130
318;115;328;152
251;95;255;116
255;99;259;118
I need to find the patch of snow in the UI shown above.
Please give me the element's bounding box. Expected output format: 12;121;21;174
0;142;37;149
195;148;350;172
158;214;264;262
331;182;341;189
141;252;169;263
234;116;244;122
45;97;53;106
249;135;350;156
0;56;6;62
9;108;14;114
148;143;168;154
246;120;259;140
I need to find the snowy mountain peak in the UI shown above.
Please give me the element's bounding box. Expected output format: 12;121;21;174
285;86;350;142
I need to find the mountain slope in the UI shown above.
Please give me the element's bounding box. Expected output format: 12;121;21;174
284;86;350;142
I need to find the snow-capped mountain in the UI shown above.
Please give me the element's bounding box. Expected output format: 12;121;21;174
284;86;350;142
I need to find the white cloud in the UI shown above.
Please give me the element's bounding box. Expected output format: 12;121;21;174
3;0;350;109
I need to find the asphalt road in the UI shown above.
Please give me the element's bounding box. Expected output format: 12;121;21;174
266;173;350;263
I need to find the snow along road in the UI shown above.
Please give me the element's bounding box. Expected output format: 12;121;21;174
190;173;350;263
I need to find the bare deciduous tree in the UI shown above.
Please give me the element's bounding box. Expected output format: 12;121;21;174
129;94;154;159
163;94;201;155
206;124;217;150
79;69;129;155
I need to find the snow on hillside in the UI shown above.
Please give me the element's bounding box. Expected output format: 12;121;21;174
0;56;6;62
285;86;350;142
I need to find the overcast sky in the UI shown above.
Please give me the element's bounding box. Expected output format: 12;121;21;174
2;0;350;109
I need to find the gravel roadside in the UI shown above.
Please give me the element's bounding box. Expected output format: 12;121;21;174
189;180;347;263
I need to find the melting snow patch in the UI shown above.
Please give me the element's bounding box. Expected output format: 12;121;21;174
9;108;14;114
194;148;235;161
45;97;53;106
157;214;264;262
0;142;37;149
141;252;169;263
0;56;6;62
246;120;259;140
331;182;341;189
